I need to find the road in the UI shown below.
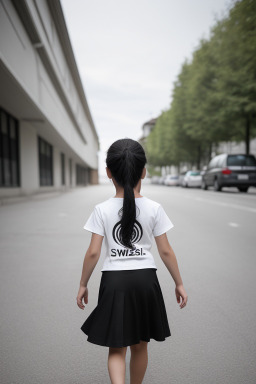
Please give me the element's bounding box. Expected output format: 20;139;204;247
0;183;255;384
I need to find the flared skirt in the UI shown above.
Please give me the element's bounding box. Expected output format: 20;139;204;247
80;268;171;348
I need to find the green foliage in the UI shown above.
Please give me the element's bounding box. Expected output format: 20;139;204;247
210;0;256;144
146;165;161;177
146;0;256;168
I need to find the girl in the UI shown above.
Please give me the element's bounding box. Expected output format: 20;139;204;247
77;138;188;384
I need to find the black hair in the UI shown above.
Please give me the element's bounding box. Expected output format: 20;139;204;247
106;138;147;249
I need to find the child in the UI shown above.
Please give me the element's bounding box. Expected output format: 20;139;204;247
77;138;188;384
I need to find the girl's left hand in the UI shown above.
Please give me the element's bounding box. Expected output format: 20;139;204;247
76;286;88;309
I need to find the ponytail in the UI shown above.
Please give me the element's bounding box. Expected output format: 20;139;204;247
106;138;147;249
122;181;136;249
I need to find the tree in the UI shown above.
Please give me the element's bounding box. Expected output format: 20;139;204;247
210;0;256;153
146;0;256;169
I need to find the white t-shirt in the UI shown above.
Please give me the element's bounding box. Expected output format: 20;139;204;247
83;196;174;271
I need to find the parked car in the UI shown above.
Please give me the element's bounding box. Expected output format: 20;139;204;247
182;170;202;188
201;153;256;192
158;176;167;185
178;171;187;186
164;174;180;186
151;176;160;184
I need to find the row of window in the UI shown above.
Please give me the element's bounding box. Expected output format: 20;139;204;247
0;110;19;187
0;107;89;187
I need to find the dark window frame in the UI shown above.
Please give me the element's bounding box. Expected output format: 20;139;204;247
0;107;20;187
38;136;53;186
69;158;72;185
61;152;65;185
76;164;88;185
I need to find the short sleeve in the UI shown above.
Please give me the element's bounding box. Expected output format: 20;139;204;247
83;207;105;237
153;204;174;237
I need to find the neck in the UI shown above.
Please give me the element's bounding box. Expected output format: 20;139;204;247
113;180;142;198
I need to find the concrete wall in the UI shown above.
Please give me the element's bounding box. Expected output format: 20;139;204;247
0;0;100;197
20;121;39;193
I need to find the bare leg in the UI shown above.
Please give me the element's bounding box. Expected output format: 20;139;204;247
108;346;127;384
129;341;148;384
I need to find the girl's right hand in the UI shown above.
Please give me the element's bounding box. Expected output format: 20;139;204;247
175;284;188;309
76;286;89;310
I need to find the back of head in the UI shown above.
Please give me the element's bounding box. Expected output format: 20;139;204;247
106;138;147;249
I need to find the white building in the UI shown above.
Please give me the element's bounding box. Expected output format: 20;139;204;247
0;0;100;198
138;117;157;149
214;139;256;159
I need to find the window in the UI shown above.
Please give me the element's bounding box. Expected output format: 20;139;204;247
61;152;65;185
210;157;219;169
0;108;20;187
216;155;225;168
69;158;72;185
76;164;88;185
38;136;53;186
227;155;256;167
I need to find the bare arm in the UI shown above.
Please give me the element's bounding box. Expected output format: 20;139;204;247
77;233;104;309
155;233;183;286
79;233;104;287
155;233;188;309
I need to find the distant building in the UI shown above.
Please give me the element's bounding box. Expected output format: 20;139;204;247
138;117;157;148
214;139;256;159
0;0;100;198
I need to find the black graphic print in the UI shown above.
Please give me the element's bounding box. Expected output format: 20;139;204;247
112;220;143;247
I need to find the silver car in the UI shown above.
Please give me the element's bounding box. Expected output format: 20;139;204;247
164;174;179;186
158;176;167;185
201;153;256;192
178;171;187;186
182;170;202;188
151;176;160;184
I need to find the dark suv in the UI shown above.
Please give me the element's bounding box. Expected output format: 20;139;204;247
201;154;256;192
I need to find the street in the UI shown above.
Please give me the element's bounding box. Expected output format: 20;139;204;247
0;183;256;384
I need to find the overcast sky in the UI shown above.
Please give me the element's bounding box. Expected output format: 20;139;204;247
61;0;230;177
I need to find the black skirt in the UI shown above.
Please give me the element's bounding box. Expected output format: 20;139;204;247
80;268;171;348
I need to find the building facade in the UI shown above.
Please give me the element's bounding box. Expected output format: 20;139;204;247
138;117;157;149
0;0;100;198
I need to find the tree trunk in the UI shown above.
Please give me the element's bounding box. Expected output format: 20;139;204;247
245;115;250;155
208;142;212;162
197;144;201;170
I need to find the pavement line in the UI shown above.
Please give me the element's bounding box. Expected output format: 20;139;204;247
193;196;256;213
228;222;240;227
166;189;256;212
